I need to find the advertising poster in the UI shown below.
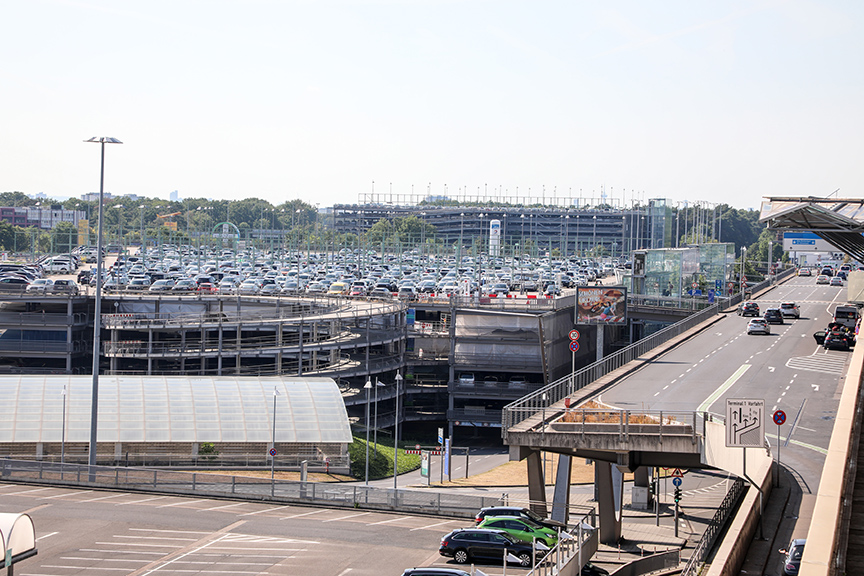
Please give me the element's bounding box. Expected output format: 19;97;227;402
576;286;627;324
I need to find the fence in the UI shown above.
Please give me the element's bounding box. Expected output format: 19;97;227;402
0;458;503;519
680;477;746;576
525;517;599;576
610;549;681;576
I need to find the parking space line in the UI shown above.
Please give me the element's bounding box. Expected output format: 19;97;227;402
2;487;53;497
410;520;452;532
130;528;211;534
280;509;326;519
44;566;129;571
200;502;247;512
240;505;291;517
79;493;126;503
368;516;411;525
322;512;371;523
116;496;169;506
158;498;210;508
44;489;93;499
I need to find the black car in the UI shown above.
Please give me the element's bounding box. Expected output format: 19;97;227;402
764;308;784;324
439;528;540;567
737;302;760;317
402;569;481;576
823;329;852;351
475;506;566;531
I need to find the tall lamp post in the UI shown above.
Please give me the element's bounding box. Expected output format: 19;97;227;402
61;384;67;464
364;379;372;485
373;377;385;454
84;136;122;467
393;371;403;490
139;204;146;254
270;386;280;479
113;204;124;255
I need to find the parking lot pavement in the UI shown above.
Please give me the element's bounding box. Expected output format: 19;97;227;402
2;483;539;576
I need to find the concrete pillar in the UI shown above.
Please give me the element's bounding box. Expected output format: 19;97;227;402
596;461;623;545
550;454;572;526
631;466;653;510
526;450;548;518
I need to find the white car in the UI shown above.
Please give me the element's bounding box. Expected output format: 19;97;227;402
747;318;771;335
26;278;54;293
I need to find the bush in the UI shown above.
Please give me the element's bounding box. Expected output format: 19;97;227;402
348;435;421;480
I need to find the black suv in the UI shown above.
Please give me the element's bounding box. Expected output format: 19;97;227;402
475;506;565;531
764;308;784;324
439;528;539;567
737;302;760;317
402;569;476;576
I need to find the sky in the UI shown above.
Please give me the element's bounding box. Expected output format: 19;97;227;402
3;0;862;210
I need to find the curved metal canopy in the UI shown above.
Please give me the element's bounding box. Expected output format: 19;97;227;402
760;197;864;261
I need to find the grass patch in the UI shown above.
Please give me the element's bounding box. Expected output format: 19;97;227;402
348;434;421;480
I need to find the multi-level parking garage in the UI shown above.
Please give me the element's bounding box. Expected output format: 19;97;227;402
333;193;679;255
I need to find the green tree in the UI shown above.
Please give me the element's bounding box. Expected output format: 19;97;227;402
51;221;77;253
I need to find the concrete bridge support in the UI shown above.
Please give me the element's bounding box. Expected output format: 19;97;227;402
632;466;653;511
596;461;624;545
525;449;548;518
551;454;572;526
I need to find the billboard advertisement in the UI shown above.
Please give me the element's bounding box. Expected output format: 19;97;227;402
489;219;501;256
576;286;627;324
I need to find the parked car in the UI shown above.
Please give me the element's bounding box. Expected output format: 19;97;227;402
197;282;218;294
458;373;475;386
438;528;541;567
737;302;760;317
149;279;176;292
25;278;54;293
401;569;480;576
126;278;152;291
237;280;260;295
0;277;29;292
476;516;559;547
779;302;800;319
746;318;771;335
475;506;566;532
823;328;853;351
50;279;79;295
171;279;198;293
779;538;805;575
763;308;784;324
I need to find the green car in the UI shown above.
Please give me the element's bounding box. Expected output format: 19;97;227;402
476;516;559;547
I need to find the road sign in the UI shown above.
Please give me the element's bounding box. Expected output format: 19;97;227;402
269;448;277;457
569;341;580;352
671;468;684;478
691;282;698;289
672;477;682;487
415;444;420;449
438;427;444;445
742;276;747;283
726;398;765;447
773;410;787;425
569;329;581;341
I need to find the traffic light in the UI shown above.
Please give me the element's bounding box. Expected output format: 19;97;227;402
674;487;682;503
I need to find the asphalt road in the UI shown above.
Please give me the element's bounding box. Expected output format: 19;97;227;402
598;275;850;570
2;483;539;576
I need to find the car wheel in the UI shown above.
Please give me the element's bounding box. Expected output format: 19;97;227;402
517;552;532;567
453;549;469;564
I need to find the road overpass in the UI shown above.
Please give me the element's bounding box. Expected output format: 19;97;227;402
503;272;853;574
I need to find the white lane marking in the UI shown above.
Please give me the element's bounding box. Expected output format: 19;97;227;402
322;512;371;523
280;509;326;519
200;502;247;512
338;569;354;576
240;505;291;517
410;520;453;532
43;566;130;572
697;364;752;413
2;487;53;497
44;489;93;499
369;516;411;525
654;392;660;397
670;380;676;384
663;385;669;390
129;529;210;534
115;496;168;506
114;535;197;541
785;386;790;390
158;498;210;508
36;531;59;541
79;493;126;503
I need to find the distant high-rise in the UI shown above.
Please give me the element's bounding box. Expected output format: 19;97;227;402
169;190;179;201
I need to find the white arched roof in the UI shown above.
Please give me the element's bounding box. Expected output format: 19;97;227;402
0;376;351;444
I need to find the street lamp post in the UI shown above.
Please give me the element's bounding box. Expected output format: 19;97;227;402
113;204;124;255
393;371;403;491
85;136;122;468
364;379;372;485
592;215;597;257
270;386;280;480
139;204;146;253
373;377;384;454
61;384;67;464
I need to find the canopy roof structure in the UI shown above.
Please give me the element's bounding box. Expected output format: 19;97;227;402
760;197;864;261
0;376;351;444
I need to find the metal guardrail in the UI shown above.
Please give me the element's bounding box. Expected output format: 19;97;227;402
502;303;722;434
526;517;598;576
0;458;503;518
680;477;746;576
610;549;681;576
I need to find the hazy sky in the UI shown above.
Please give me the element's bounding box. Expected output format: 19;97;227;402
3;0;861;209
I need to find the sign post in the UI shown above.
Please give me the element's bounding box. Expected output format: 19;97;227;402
569;330;580;375
421;450;430;486
726;398;766;539
773;410;786;487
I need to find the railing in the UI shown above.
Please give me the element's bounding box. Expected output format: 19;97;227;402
0;458;504;519
526;515;598;576
609;549;681;576
680;477;746;576
503;303;722;434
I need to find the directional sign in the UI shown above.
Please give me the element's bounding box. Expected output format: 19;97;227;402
438;427;444;445
672;477;682;487
569;329;581;341
269;448;277;457
671;468;684;478
569;341;580;352
773;410;787;426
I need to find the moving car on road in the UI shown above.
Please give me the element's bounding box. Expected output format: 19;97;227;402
829;276;843;287
737;302;760;317
779;302;800;319
747;318;771;335
779;538;805;575
763;308;784;324
816;275;830;285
